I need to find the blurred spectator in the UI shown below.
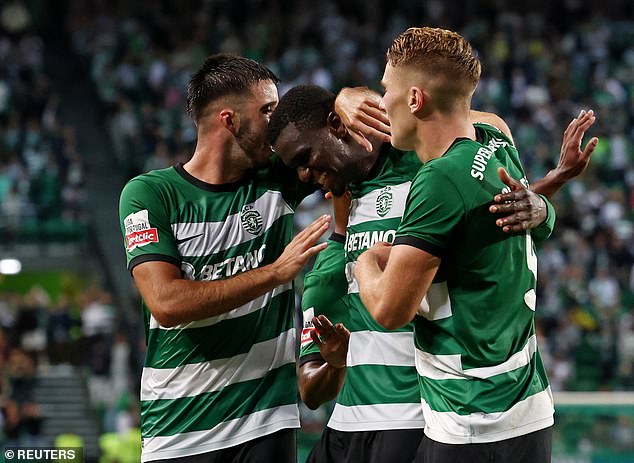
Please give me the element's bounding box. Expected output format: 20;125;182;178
13;286;48;356
589;266;621;310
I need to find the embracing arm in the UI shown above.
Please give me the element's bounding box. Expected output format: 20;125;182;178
334;87;391;152
300;360;346;410
334;87;516;152
490;110;598;233
133;215;331;327
355;242;440;330
297;203;350;409
469;110;514;144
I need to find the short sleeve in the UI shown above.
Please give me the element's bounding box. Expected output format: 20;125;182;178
119;178;180;272
393;165;465;258
531;194;556;246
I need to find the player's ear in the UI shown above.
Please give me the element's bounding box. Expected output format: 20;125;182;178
409;88;424;114
219;108;239;135
327;111;346;138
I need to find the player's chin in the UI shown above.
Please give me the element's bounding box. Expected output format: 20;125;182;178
390;134;413;151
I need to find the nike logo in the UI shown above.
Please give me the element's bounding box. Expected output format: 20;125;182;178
175;233;204;245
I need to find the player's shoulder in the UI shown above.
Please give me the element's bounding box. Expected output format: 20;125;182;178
124;166;177;189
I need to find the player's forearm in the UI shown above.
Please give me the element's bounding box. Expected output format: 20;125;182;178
356;260;407;330
299;361;346;410
148;264;286;327
529;168;569;199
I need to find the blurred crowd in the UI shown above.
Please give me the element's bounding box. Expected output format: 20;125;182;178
0;14;87;243
0;282;141;446
0;0;633;456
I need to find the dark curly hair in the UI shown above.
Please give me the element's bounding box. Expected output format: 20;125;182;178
186;53;279;121
267;85;335;146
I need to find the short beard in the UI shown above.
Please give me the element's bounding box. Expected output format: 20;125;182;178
236;119;267;167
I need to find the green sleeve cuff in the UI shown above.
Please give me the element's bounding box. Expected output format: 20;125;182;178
531;194;556;245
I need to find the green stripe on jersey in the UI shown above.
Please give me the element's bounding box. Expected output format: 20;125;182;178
141;363;297;437
145;289;295;369
419;354;548;414
338;364;419;407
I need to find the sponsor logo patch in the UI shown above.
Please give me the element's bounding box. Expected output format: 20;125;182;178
124;209;159;251
240;205;263;235
300;307;315;347
376;187;393;217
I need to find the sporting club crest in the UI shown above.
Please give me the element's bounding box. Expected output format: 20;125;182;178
376;187;393;217
240;205;263;235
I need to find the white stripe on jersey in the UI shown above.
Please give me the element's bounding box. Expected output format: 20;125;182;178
421;387;554;444
418;281;452;320
348;182;411;227
141;328;295;401
328;402;424;432
172;190;293;257
415;334;538;381
141;404;300;461
347;330;414;367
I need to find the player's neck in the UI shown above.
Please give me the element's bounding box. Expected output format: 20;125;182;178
415;112;475;163
184;135;252;185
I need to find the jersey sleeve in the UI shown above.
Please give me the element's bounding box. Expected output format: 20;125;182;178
299;234;348;364
530;194;556;246
119;177;180;273
393;165;464;257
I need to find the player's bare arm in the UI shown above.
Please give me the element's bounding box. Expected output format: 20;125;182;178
469;110;514;143
527;109;598;197
356;242;440;330
491;109;598;233
299;314;350;410
335;87;513;151
133;214;331;327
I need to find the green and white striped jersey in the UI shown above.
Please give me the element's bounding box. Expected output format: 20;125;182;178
394;123;556;444
119;159;314;461
300;146;426;432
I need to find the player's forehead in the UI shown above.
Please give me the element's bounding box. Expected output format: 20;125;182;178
275;123;325;165
273;122;312;154
381;63;398;87
247;80;279;106
274;123;304;161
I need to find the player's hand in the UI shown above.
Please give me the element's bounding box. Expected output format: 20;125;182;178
554;109;598;180
310;315;350;369
324;191;351;235
334;87;391;152
271;215;331;282
489;167;547;234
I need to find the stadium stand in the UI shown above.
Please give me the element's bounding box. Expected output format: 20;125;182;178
0;1;632;461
